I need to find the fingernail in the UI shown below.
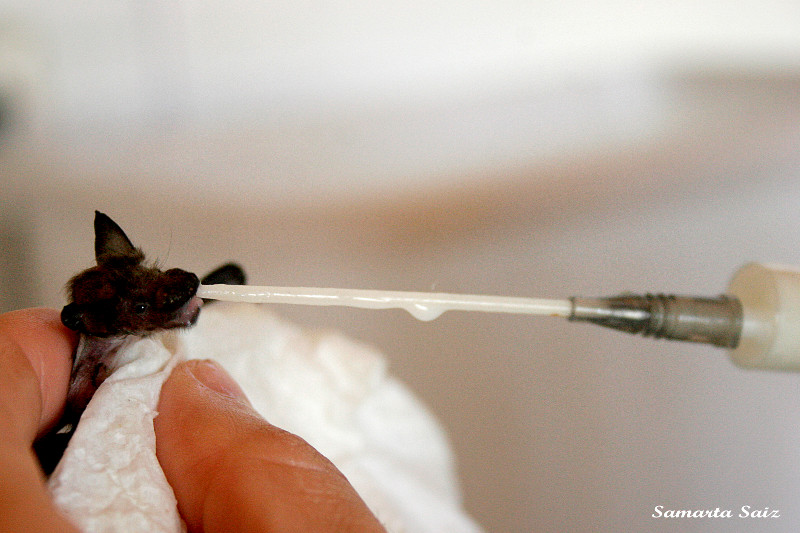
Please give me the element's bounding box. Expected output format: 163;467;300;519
188;359;251;405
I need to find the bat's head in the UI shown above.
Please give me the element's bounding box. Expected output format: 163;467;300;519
61;211;202;337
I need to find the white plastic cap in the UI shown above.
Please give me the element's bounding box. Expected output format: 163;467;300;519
727;262;800;371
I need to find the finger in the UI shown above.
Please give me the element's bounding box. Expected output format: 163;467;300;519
0;308;80;532
0;308;76;441
155;359;387;533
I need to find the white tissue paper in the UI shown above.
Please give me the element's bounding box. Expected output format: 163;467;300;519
48;302;483;533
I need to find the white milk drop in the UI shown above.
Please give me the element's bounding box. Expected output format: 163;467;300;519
406;304;445;322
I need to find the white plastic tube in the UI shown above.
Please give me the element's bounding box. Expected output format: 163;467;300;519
197;285;572;322
197;264;800;372
727;262;800;371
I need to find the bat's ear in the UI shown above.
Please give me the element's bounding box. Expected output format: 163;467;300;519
61;302;85;332
94;211;141;263
201;263;247;285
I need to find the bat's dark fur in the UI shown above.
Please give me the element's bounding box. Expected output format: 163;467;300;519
62;213;203;338
35;211;245;474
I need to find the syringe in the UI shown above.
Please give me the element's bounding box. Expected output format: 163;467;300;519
567;293;742;348
568;263;800;371
197;263;800;372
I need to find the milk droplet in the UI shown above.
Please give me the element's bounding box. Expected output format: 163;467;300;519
405;304;445;321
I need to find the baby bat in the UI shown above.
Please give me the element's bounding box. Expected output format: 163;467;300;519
35;211;245;474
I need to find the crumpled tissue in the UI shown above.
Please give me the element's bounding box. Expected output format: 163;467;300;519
48;302;483;533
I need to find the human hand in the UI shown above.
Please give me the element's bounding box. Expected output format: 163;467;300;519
155;359;387;532
0;308;386;533
0;308;81;532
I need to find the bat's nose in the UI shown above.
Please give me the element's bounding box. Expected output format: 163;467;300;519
158;270;200;311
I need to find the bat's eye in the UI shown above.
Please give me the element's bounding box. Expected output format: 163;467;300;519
134;303;149;315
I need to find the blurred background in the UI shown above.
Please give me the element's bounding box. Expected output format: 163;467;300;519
3;1;800;531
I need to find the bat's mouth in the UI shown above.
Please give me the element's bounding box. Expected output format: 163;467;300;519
165;295;203;329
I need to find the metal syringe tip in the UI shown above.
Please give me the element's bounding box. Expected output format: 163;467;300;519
568;294;743;349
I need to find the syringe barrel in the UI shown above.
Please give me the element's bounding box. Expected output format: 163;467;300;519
727;263;800;371
569;294;743;348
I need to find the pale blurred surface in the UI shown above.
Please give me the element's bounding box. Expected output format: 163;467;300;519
3;2;800;531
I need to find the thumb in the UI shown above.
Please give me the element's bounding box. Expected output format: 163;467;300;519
154;359;386;533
